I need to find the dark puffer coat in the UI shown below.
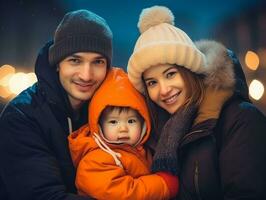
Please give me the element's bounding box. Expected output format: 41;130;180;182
151;41;266;200
0;41;91;200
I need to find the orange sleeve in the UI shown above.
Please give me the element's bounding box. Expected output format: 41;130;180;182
76;150;170;200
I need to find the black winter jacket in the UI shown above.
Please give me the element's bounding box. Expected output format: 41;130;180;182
151;41;266;200
0;41;91;200
178;96;266;200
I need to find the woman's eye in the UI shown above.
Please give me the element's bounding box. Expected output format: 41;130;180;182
166;71;177;78
146;80;156;87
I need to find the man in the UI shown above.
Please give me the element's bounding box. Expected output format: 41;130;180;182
0;9;112;200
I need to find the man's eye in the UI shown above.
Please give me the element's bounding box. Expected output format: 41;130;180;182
68;58;80;64
93;59;106;65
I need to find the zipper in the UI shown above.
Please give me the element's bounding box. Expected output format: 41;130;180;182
194;161;202;200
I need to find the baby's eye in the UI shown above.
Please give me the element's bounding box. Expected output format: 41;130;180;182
108;120;117;124
128;119;137;124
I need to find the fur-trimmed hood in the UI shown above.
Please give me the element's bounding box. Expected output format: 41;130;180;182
195;40;249;101
195;40;235;89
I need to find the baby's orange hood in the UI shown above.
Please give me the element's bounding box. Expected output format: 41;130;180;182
89;67;151;146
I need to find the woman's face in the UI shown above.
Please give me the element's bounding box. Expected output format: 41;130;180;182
143;64;187;114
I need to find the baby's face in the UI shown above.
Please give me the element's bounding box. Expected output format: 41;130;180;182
102;109;142;145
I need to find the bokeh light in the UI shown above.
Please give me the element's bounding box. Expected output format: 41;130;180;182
249;79;264;100
245;51;260;70
0;65;16;87
0;66;37;98
8;72;37;95
8;73;29;95
27;72;38;84
0;73;14;87
0;86;12;99
0;65;15;77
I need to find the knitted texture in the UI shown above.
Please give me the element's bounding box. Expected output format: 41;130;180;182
152;105;197;175
127;6;206;94
49;9;112;66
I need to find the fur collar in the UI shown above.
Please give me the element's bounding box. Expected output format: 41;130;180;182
195;40;235;89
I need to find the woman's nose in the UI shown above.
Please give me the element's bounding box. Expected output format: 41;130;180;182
159;81;171;96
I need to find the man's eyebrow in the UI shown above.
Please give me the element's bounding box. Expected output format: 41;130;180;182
94;56;106;60
69;54;106;60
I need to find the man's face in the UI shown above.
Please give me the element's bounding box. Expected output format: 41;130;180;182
58;52;108;110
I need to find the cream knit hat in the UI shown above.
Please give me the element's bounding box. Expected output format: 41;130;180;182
127;6;206;94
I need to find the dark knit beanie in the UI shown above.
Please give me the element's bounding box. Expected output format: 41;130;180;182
49;9;113;66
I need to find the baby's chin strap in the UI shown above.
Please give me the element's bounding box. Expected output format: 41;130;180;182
93;133;123;169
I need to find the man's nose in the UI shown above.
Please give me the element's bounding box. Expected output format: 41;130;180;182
79;64;93;81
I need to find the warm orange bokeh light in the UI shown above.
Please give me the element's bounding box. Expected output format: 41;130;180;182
0;86;12;99
0;73;14;87
0;65;15;78
0;65;37;99
0;65;15;99
245;51;259;70
0;65;16;87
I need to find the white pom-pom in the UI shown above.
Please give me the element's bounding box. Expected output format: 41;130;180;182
137;6;175;33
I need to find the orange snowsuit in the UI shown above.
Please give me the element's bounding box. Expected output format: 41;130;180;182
68;67;171;200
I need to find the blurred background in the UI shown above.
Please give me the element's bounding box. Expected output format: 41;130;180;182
0;0;265;114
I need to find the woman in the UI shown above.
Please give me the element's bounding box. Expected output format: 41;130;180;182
127;6;266;200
